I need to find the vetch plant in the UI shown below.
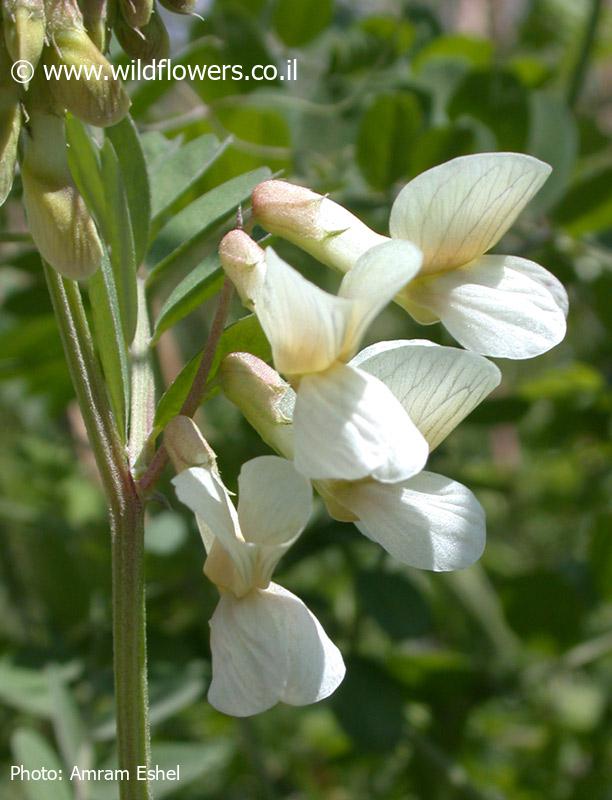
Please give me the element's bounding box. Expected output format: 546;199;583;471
0;14;570;784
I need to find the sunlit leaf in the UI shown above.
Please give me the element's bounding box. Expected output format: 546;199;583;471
147;167;271;287
149;133;231;231
153;314;271;432
105;117;151;266
88;255;130;440
152;254;223;344
11;729;74;800
100;139;139;344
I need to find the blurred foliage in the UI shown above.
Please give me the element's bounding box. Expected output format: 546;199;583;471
1;0;612;798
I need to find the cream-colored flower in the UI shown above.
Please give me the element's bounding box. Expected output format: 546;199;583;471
253;154;568;360
221;341;501;572
222;238;429;483
172;455;345;717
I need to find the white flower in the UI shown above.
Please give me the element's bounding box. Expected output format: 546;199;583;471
221;341;501;572
328;340;501;570
172;455;345;717
253;154;568;360
388;153;568;359
251;241;429;483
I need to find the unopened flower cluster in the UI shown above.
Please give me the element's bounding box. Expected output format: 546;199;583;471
170;153;569;717
0;0;189;278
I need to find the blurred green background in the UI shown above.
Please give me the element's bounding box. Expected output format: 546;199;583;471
1;0;611;798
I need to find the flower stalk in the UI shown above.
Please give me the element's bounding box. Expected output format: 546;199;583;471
43;262;151;800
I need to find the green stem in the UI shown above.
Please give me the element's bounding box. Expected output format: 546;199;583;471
137;278;234;497
44;263;151;800
43;263;124;506
567;0;604;109
111;496;150;800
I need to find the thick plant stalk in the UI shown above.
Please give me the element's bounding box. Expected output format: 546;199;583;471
111;491;150;800
43;263;151;800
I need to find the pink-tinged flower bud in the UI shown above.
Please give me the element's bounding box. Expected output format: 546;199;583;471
252;179;388;274
20;111;103;279
158;0;196;15
46;28;131;126
219;230;266;311
220;352;295;459
164;415;217;473
114;8;170;63
2;0;45;83
118;0;152;28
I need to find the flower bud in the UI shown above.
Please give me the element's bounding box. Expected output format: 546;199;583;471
164;415;217;474
80;0;113;53
2;0;46;82
114;8;170;63
252;179;388;274
20;111;103;279
220;352;295;459
0;101;20;205
220;353;357;523
158;0;196;15
46;26;131;127
118;0;152;28
219;230;266;311
0;45;21;205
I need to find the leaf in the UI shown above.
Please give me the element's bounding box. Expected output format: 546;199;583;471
140;131;180;170
88;741;232;800
149;133;230;227
410;122;479;176
412;34;493;72
357;93;423;189
448;69;529;151
147;167;271;287
64;115;106;224
153;314;271;432
88;255;131;440
527;91;578;215
129;278;156;469
151;255;223;344
0;662;53;716
553;165;612;235
11;729;74;800
93;662;206;741
357;569;432;640
332;657;405;751
47;665;93;780
273;0;333;46
105;116;151;266
100;139;139;344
